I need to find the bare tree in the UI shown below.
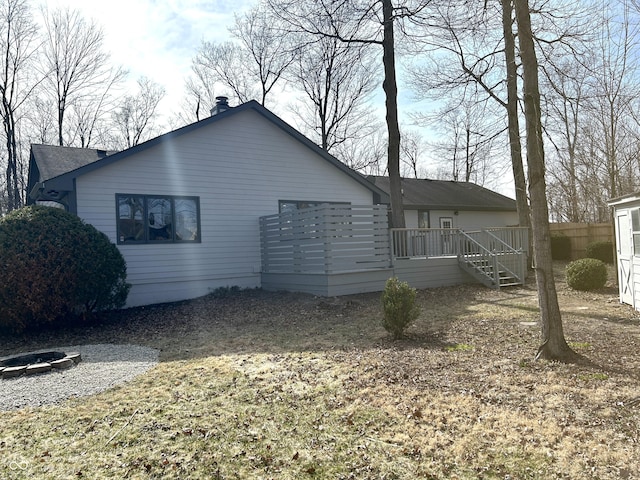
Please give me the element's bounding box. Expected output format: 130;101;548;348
112;77;166;149
0;0;39;212
40;7;123;147
190;41;257;109
500;0;530;230
289;33;379;153
187;4;295;117
400;128;427;178
514;0;576;362
335;123;387;174
419;96;504;185
543;57;589;222
405;0;531;227
267;0;436;228
540;0;640;223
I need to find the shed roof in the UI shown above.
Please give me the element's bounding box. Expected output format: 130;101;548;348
368;176;516;211
608;191;640;207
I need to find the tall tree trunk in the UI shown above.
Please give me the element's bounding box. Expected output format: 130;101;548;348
513;0;577;361
382;0;405;228
3;106;21;211
501;0;531;230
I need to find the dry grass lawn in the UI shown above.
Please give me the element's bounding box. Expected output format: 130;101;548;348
1;263;639;479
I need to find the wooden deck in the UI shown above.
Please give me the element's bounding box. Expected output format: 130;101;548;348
259;205;528;296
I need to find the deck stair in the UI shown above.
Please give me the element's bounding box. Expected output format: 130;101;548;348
457;230;526;289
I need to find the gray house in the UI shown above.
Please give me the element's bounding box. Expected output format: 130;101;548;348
28;99;387;307
28;99;528;306
367;176;518;230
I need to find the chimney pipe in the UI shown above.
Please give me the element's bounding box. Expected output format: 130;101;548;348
210;96;230;116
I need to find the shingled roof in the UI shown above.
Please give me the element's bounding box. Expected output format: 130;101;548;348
29;144;118;182
368;176;516;211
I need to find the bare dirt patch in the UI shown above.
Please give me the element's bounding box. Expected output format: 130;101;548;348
1;263;639;479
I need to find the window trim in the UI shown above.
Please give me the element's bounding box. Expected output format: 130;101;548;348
116;194;201;245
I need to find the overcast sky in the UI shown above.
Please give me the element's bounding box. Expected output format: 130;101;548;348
42;0;258;117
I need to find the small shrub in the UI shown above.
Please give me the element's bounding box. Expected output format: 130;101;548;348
565;258;607;291
551;233;571;260
381;277;421;340
0;206;130;333
585;240;614;264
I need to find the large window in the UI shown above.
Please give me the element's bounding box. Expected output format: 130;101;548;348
117;194;200;244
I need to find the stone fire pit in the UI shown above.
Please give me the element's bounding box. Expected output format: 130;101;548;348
0;351;82;379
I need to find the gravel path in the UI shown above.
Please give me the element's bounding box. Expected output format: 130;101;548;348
0;344;159;411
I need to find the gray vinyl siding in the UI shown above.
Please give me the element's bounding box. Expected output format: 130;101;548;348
75;109;375;307
404;209;518;229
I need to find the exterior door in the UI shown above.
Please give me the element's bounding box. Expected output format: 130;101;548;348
440;217;453;255
615;210;633;306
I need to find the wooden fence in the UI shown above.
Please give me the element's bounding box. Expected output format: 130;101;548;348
259;204;391;274
549;222;614;259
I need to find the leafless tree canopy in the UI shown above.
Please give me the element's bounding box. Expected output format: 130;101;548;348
111;77;165;149
40;7;125;147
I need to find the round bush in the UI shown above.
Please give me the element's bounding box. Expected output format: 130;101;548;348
585;241;614;264
566;258;607;291
0;206;130;333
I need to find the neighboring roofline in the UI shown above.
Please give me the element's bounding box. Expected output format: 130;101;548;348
32;100;389;203
366;175;517;211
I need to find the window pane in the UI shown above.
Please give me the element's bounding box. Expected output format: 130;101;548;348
634;234;640;254
118;196;144;242
279;201;297;214
175;198;199;241
633;209;640;232
147;197;173;241
418;211;429;228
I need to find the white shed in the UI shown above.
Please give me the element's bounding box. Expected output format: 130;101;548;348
608;192;640;310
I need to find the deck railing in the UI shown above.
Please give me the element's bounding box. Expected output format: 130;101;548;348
390;226;529;259
259;204;391;274
390;228;459;258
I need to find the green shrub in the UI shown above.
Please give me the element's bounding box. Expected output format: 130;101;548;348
551;233;571;260
566;258;607;291
381;277;421;340
585;240;614;264
0;206;130;333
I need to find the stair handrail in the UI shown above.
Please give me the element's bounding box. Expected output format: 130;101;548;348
483;229;524;284
457;230;499;285
457;230;493;257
